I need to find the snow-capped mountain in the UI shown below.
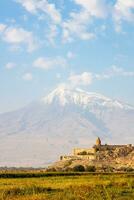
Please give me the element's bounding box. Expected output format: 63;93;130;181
0;86;134;167
42;85;133;110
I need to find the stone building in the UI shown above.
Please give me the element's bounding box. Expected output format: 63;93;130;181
60;137;134;161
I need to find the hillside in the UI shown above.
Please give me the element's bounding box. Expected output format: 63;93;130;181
49;146;134;172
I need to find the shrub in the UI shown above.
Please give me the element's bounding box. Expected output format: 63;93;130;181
125;167;134;172
45;167;56;172
73;165;85;172
117;167;134;172
86;165;96;172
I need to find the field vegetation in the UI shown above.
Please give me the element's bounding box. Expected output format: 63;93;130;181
0;171;134;200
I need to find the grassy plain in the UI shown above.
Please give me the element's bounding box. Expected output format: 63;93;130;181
0;172;134;200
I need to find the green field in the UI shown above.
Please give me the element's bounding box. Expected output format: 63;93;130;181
0;172;134;200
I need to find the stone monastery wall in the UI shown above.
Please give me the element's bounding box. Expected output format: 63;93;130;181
73;148;95;155
60;137;134;161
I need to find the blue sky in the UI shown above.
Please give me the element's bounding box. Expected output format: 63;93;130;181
0;0;134;113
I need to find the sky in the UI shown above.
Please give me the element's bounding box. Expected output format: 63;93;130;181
0;0;134;113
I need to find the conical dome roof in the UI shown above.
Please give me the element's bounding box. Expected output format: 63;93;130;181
96;137;101;146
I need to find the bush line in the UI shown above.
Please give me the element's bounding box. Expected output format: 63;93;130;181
0;172;134;179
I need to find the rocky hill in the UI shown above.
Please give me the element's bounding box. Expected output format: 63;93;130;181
48;145;134;172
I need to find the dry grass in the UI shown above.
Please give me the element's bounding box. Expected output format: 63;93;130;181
0;173;134;200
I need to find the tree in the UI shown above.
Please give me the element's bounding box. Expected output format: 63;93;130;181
73;165;85;172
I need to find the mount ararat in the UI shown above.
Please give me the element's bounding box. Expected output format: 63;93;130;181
0;86;134;167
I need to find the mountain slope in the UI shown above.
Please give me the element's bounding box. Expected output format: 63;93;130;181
0;86;134;167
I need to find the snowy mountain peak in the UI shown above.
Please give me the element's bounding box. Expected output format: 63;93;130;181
41;86;134;110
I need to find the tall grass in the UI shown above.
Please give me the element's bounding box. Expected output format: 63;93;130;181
0;172;133;200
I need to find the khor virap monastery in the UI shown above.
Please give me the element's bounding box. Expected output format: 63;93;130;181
60;137;134;161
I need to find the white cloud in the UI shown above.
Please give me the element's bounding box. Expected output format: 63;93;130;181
33;56;67;70
0;24;7;33
60;66;134;89
110;65;134;77
62;10;95;42
69;66;134;87
113;0;134;32
3;27;38;52
74;0;108;18
69;72;93;87
15;0;62;45
16;0;37;14
46;24;58;44
16;0;61;24
5;62;16;69
62;0;108;42
95;65;134;80
57;71;93;89
14;0;134;43
15;0;110;44
0;23;38;52
16;1;96;43
22;73;33;81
